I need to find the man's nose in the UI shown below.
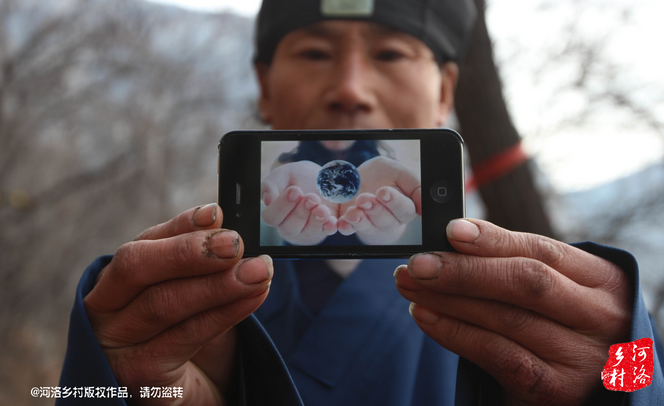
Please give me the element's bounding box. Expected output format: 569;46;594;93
325;53;376;114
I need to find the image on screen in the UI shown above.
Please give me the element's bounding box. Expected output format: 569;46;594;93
260;139;422;246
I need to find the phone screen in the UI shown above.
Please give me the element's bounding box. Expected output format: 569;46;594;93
218;129;464;258
260;139;422;246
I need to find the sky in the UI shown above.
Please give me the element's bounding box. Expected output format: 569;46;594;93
145;0;261;16
144;0;664;192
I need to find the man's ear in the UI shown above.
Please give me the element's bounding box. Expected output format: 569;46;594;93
254;62;272;124
437;62;459;127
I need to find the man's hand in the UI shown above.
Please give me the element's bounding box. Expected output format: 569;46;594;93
84;203;273;405
261;161;338;245
395;219;633;406
338;156;422;244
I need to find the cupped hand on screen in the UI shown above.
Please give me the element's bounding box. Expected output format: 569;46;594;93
261;161;338;245
338;156;422;244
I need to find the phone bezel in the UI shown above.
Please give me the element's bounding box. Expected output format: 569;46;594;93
218;128;465;259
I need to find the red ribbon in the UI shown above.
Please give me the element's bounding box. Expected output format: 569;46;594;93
465;142;529;193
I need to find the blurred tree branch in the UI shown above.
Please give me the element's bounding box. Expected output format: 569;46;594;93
0;1;257;403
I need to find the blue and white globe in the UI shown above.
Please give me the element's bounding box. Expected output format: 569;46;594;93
316;160;361;203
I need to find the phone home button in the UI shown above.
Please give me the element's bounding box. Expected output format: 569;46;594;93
429;180;454;204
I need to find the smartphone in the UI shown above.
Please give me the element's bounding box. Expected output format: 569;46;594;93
218;129;465;259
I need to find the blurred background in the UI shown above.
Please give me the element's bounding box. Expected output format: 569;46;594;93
0;0;662;403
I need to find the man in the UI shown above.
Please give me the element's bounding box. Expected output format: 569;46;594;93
58;0;663;405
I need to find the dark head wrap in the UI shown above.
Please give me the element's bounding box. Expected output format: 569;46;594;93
254;0;477;64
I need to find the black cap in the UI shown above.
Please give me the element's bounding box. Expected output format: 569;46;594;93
254;0;476;64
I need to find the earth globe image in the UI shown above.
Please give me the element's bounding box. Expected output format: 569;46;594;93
316;160;361;203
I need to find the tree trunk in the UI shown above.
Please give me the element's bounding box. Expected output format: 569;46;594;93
455;0;557;238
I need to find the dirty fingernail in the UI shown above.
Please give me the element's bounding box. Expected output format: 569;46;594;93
393;264;407;278
447;219;480;243
193;203;218;227
205;230;239;259
246;280;272;299
409;303;440;324
236;255;273;285
408;253;442;279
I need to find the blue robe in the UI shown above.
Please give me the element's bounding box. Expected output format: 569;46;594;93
57;243;664;405
254;258;458;405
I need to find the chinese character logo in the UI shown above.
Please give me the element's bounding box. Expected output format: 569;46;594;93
602;338;653;392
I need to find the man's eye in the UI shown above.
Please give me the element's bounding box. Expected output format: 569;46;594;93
375;50;405;62
299;49;331;60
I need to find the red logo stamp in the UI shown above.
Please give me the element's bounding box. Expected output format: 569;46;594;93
602;338;653;392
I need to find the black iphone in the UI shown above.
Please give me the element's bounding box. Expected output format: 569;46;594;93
218;129;465;259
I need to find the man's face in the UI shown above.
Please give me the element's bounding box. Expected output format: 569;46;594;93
256;20;458;130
